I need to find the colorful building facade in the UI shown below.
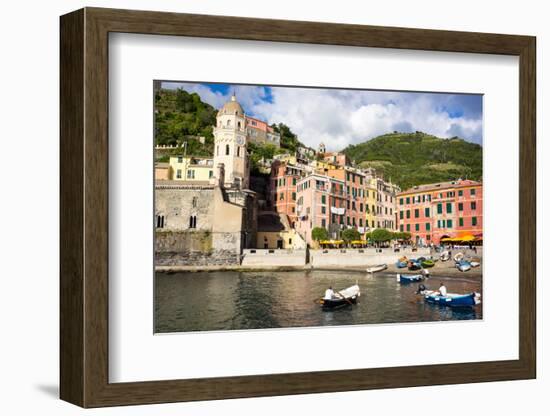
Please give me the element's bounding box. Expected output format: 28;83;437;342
245;115;281;147
168;156;214;182
268;160;307;226
375;178;400;230
295;174;346;244
326;167;371;233
397;179;483;245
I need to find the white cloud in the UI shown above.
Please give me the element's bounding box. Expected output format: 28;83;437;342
163;82;483;150
252;88;482;151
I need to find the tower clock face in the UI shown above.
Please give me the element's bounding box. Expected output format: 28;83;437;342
236;136;245;146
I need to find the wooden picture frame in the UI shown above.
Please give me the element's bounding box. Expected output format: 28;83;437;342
60;7;536;408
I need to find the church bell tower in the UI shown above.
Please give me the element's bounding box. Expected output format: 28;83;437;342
213;94;249;188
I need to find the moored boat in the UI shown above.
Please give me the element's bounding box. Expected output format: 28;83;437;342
420;259;435;268
395;261;407;268
407;260;422;271
423;290;481;307
453;252;465;262
366;264;387;273
470;261;481;268
396;274;424;284
456;259;471;272
440;251;451;262
319;284;360;309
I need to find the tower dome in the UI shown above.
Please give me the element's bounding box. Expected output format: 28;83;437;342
218;94;244;116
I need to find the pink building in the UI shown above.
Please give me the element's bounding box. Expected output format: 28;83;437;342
397;179;483;245
326;167;372;232
245;116;281;146
322;152;350;167
268;160;306;227
295;174;346;244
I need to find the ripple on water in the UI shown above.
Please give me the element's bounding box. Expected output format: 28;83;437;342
154;270;482;333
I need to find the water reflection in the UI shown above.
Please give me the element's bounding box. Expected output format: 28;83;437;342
155;270;482;333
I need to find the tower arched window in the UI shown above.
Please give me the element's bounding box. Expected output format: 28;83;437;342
237;146;241;157
226;119;231;127
237;121;241;128
189;215;197;229
225;144;230;155
216;145;219;156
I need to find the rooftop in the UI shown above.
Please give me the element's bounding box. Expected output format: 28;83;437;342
399;179;482;195
155;180;213;189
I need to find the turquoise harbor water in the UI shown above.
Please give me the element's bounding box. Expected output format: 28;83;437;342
154;270;482;333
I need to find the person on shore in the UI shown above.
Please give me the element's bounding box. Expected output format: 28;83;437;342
438;282;447;297
421;268;430;278
324;286;335;300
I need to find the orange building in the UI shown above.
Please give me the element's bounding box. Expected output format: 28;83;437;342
397;179;483;245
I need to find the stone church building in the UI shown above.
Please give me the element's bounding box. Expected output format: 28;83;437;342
155;95;258;267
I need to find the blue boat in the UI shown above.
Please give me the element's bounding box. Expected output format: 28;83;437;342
395;261;407;268
396;274;424;284
407;260;422;271
456;259;472;272
424;291;481;307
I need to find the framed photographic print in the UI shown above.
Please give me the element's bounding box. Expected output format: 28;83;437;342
60;7;536;408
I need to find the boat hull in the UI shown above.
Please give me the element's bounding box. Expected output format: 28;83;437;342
456;260;471;272
424;292;480;307
397;274;424;284
319;284;361;310
321;295;359;310
408;262;422;271
367;264;387;273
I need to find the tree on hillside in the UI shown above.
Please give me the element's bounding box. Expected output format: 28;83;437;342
312;227;329;242
247;142;282;174
271;122;303;152
154;88;216;152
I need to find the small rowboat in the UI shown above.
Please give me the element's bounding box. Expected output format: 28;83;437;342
456;259;471;272
421;259;435;268
470;261;481;268
396;274;424;284
366;264;387;273
319;284;360;310
407;260;422;271
440;251;450;262
395;261;407;268
453;252;465;262
423;291;481;307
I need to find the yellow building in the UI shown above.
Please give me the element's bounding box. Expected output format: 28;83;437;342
273;153;298;165
154;162;172;181
256;229;306;249
311;159;339;174
364;176;378;231
169;156;214;182
256;212;307;249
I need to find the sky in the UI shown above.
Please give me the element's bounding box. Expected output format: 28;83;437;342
162;81;483;151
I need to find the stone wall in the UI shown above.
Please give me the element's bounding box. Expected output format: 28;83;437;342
155;186;214;231
155;230;241;266
310;247;430;268
241;249;307;267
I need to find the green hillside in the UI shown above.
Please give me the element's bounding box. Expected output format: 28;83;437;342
343;132;482;190
154;88;216;157
154;88;303;170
